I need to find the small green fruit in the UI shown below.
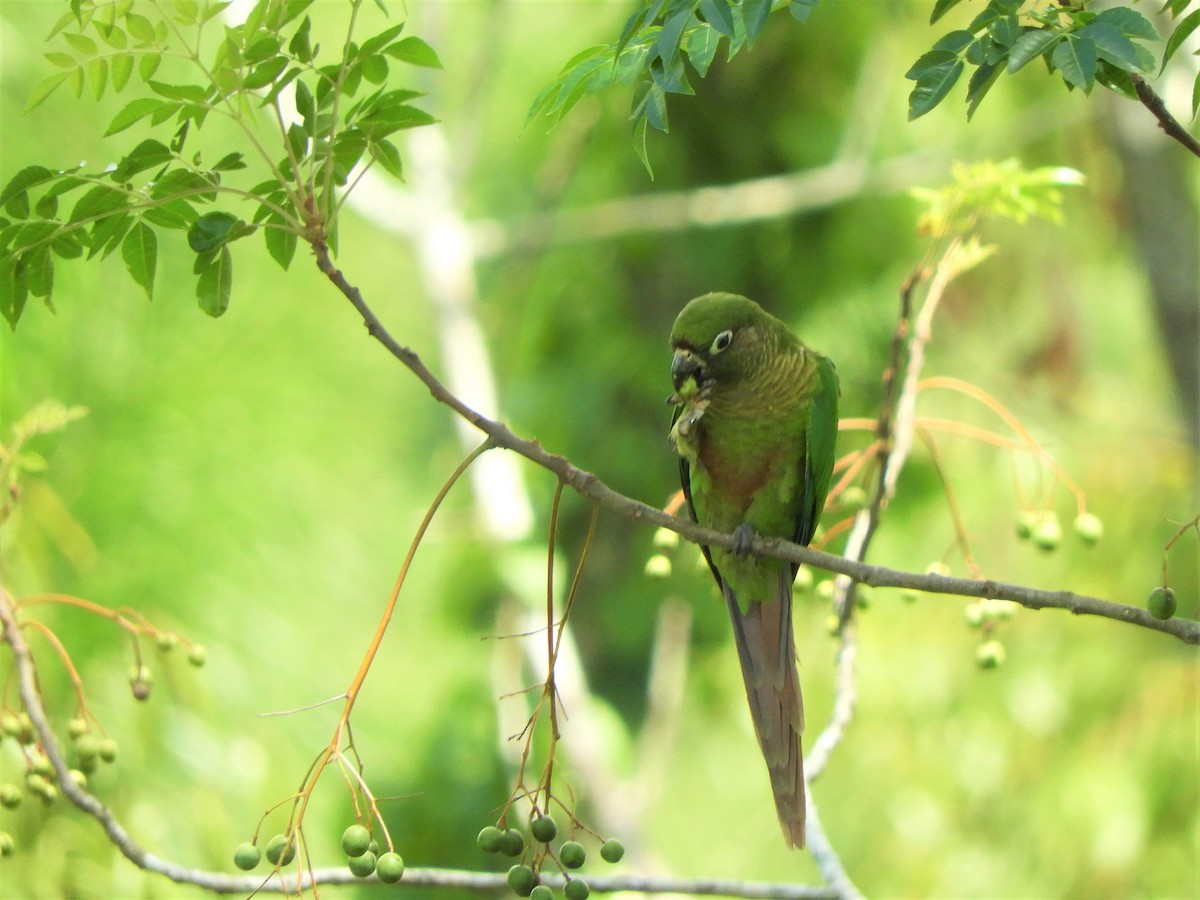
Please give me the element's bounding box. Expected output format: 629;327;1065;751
824;613;840;637
265;833;296;867
97;738;118;764
1073;512;1103;546
652;526;679;549
854;583;873;609
1031;515;1062;552
530;886;554;900
233;842;261;871
16;713;34;745
156;632;179;652
815;579;835;602
188;644;208;667
0;832;13;857
643;554;672;578
477;825;504;853
600;838;625;863
341;824;371;857
507;864;537;897
128;665;153;701
75;734;100;762
559;840;586;869
376;851;404;883
565;879;590;900
347;850;377;878
368;839;379;856
66;718;87;739
0;784;21;809
499;828;525;857
0;712;19;738
975;640;1006;670
37;784;58;805
530;815;557;843
1148;586;1176;620
68;769;87;789
24;774;49;796
30;754;53;778
963;602;985;629
1014;510;1037;541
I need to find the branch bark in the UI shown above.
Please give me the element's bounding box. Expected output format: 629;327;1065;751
312;240;1200;646
1130;74;1200;160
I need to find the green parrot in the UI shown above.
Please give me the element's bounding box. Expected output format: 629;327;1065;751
668;292;839;849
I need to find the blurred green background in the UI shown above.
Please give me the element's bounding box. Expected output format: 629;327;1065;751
1;1;1197;897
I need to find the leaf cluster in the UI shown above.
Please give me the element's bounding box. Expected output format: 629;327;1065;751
906;0;1197;121
528;0;821;175
1;0;440;327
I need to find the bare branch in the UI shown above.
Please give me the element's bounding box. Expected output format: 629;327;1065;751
1130;74;1200;160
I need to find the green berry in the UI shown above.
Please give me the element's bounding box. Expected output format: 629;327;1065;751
75;733;100;762
341;824;371;857
233;842;261;871
376;851;404;883
24;774;49;795
0;712;19;738
643;554;672;578
1014;510;1037;541
77;754;98;775
15;713;34;745
0;832;13;857
128;665;153;701
815;579;835;602
599;838;625;863
67;717;88;739
507;864;538;897
348;850;377;878
30;754;53;778
156;632;178;652
652;526;679;549
499;828;525;857
1031;515;1062;552
855;583;873;610
565;879;590;900
824;613;840;637
188;645;208;667
1148;586;1176;620
975;640;1006;670
1073;512;1103;546
265;833;296;867
840;486;868;511
0;785;21;809
530;815;557;843
68;769;87;789
963;602;985;629
477;825;504;853
97;738;118;763
368;839;380;856
531;886;554;900
559;840;586;869
37;784;58;805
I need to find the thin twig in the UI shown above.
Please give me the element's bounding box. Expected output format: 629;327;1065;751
1130;74;1200;160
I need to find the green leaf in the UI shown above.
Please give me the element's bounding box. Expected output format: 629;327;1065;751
368;139;403;179
151;168;214;201
86;56;108;99
383;36;441;68
1192;69;1200;119
187;211;239;252
286;121;308;161
96;21;127;49
139;52;162;81
965;60;1002;118
788;0;820;23
211;152;246;172
632;79;669;132
930;0;967;25
1053;35;1098;91
288;15;313;62
360;22;405;57
743;0;771;42
86;211;132;259
244;55;288;89
0;256;29;328
121;221;156;298
263;221;297;269
1093;7;1159;41
633;116;654;179
360;53;388;84
148;80;209;101
294;79;314;122
699;0;735;38
195;245;232;316
358;104;436;139
686;23;721;77
1080;22;1146;72
24;71;73;113
68;184;128;224
0;166;56;208
143;198;198;229
244;34;281;63
64;32;98;55
330;130;367;183
126;12;156;43
1162;8;1200;72
111;52;134;91
26;246;53;300
907;57;965;119
105;97;168;136
111;138;173;182
1007;28;1060;72
45;52;77;69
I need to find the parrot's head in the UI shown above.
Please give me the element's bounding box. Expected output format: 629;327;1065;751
668;292;774;403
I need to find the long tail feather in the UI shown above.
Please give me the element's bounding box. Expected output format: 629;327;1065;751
723;568;805;848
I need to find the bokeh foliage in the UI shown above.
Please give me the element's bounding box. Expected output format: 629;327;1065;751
1;0;1197;897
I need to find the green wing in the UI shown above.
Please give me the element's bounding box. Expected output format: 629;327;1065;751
794;353;839;550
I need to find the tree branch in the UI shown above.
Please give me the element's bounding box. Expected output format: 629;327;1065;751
312;241;1199;646
1129;74;1200;160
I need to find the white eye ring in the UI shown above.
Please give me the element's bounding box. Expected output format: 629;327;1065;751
711;330;733;354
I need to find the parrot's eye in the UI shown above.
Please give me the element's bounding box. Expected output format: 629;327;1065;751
711;330;733;354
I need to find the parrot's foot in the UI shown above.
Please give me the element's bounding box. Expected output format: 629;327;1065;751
731;523;757;557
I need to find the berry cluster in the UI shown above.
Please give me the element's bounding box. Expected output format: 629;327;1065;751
478;816;624;898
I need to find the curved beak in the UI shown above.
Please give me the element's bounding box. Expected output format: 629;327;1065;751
671;348;706;395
